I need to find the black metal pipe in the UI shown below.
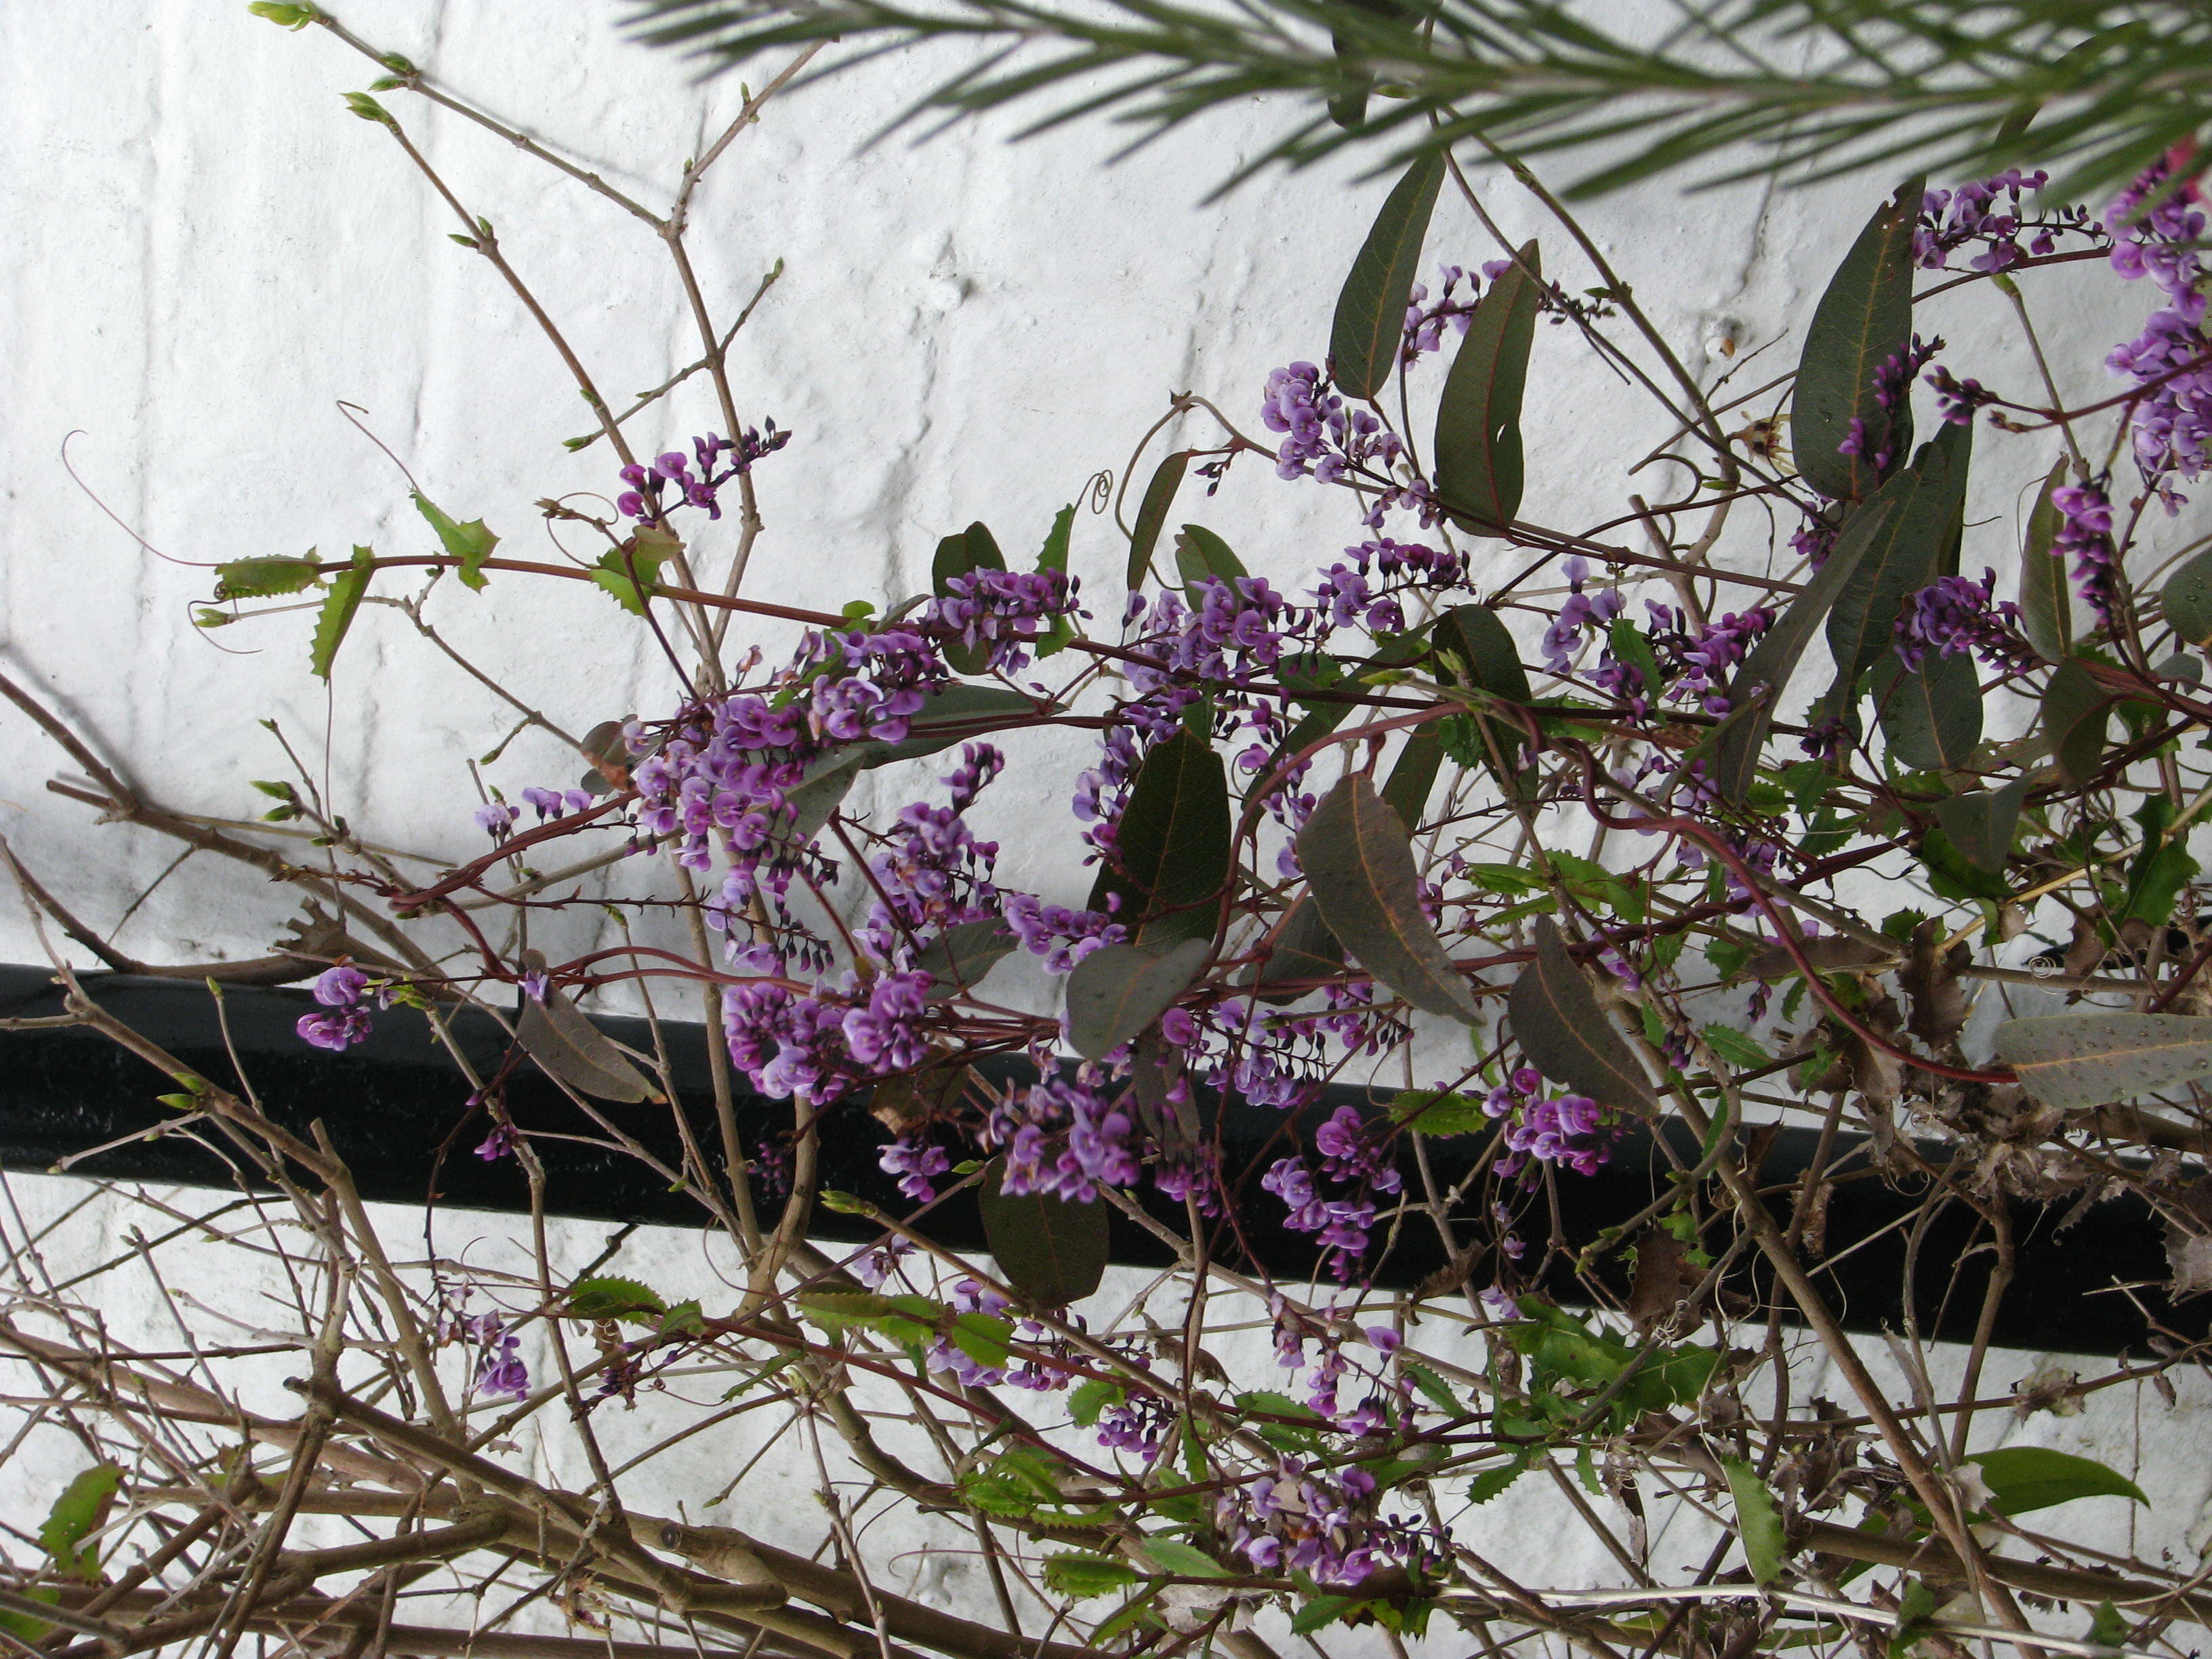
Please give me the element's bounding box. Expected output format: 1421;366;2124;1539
0;966;2190;1355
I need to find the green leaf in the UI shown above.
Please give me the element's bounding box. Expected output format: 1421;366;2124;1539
1720;1456;1786;1585
1792;179;1921;501
1387;1088;1490;1135
934;520;1007;674
1403;1361;1466;1417
2018;459;2074;661
1702;497;1897;802
1380;725;1443;827
951;1311;1017;1368
913;918;1019;1001
591;527;681;615
1086;728;1231;941
1964;1446;2147;1515
1699;1025;1771;1071
1044;1553;1141;1599
1931;777;2030;876
658;1298;705;1336
1507;917;1658;1116
777;750;864;845
1826;419;1972;699
1246;895;1345;1003
2088;1603;2131;1650
1127;451;1189;590
39;1465;121;1582
1134;1538;1231;1578
1607;615;1663;705
2043;656;2114;787
978;1158;1108;1306
1065;937;1210;1060
2122;795;2198;925
1994;1013;2212;1109
215;556;322;600
310;546;374;680
1434;241;1540;535
1034;504;1078;659
2168;550;2212;653
1872;647;1982;772
1330;150;1446;400
249;2;319;26
1297;773;1479;1021
1433;605;1532;703
1069;1376;1125;1427
413;491;499;592
518;973;660;1103
567;1275;668;1323
1466;1457;1529;1503
343;89;394;123
1173;523;1246;592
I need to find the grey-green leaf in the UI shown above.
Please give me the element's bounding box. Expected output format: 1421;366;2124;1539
1792;178;1922;501
1433;604;1532;703
1872;647;1982;771
1994;1013;2212;1109
1380;726;1443;827
1297;774;1479;1022
1086;728;1231;941
2042;656;2112;787
979;1157;1108;1306
1127;451;1189;590
914;918;1019;1002
1931;776;2030;876
1964;1446;2147;1515
1246;895;1345;1004
1330;150;1445;399
1702;497;1896;803
2018;459;2074;661
861;684;1044;766
1174;523;1247;592
1065;937;1210;1060
1434;241;1540;536
2165;546;2212;647
518;980;659;1104
1506;917;1658;1117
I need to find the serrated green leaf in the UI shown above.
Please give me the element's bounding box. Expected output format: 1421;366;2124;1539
1435;242;1540;535
1069;1376;1124;1427
592;527;681;616
1330;151;1445;399
1291;1595;1364;1635
1403;1361;1465;1416
1387;1088;1490;1135
1134;1538;1230;1578
413;491;499;592
1467;1456;1530;1503
1720;1455;1786;1584
1793;180;1921;501
1298;773;1479;1021
215;556;322;600
39;1465;121;1582
567;1275;668;1323
310;546;374;680
1699;1025;1771;1071
950;1311;1016;1368
1044;1553;1141;1599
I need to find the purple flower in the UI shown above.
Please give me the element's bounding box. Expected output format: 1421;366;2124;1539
1893;568;2033;671
312;964;369;1006
878;1134;951;1203
474;1331;529;1401
616;425;791;523
474;802;518;838
474;1120;518;1161
296;1006;373;1050
2052;480;2122;628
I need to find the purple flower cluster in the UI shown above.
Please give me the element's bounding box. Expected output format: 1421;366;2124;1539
1839;334;1942;474
1399;262;1506;367
1215;1457;1437;1586
1261;363;1404;485
879;1135;951;1203
725;969;935;1104
1485;1067;1612;1178
617;426;789;522
1914;170;2068;271
1542;557;1625;675
1645;602;1777;716
297;963;375;1051
521;785;598;821
467;1311;530;1401
987;1073;1139;1201
2104;162;2212;495
1261;1130;1397;1282
929;569;1077;674
1893;569;2032;671
2052;480;2121;628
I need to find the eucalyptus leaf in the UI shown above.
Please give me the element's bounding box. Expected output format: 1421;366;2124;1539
1297;774;1479;1021
1086;728;1231;941
1826;419;1971;698
1127;451;1189;589
2165;545;2212;647
1246;894;1345;1003
1930;776;2030;876
861;684;1045;766
1174;523;1246;591
1434;241;1540;535
2042;656;2112;787
1994;1012;2212;1108
1330;150;1445;399
2018;459;2074;661
979;1157;1107;1305
914;918;1019;1001
517;975;660;1104
1433;604;1532;704
1380;726;1443;827
1065;937;1210;1059
1506;917;1658;1116
934;521;1007;673
1792;180;1922;501
1872;647;1982;771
